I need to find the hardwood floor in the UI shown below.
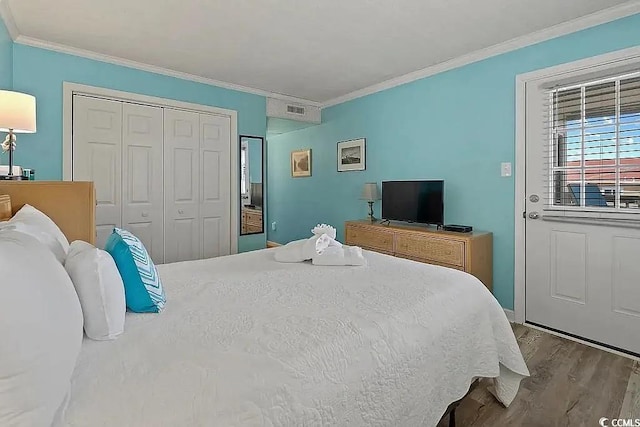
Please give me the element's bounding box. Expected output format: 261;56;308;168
438;324;640;427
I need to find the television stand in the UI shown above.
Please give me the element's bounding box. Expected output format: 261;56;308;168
345;220;493;291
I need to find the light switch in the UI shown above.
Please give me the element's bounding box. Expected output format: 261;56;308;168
501;162;512;177
271;221;277;231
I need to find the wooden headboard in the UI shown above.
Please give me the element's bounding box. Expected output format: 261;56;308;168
0;181;96;244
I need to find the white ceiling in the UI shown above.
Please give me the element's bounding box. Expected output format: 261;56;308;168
3;0;637;103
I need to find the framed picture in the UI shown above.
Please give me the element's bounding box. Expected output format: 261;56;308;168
337;138;366;172
291;149;312;177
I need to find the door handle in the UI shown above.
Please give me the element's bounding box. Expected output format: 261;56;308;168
141;212;149;218
528;212;540;220
178;209;184;215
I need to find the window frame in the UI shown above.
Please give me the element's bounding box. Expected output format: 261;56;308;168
547;71;640;215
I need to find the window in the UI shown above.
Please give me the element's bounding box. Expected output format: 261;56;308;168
241;142;249;197
550;73;640;211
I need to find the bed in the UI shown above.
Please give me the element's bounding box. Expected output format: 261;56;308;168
0;182;529;427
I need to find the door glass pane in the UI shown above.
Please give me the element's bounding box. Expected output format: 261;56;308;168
553;169;580;207
584;82;616;167
563;132;582;165
551;74;640;212
620;167;640;210
585;82;616;121
620;77;640;210
555;88;582;170
583;168;616;208
620;77;640;122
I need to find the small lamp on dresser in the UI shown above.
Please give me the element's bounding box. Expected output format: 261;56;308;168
360;182;381;222
0;90;37;180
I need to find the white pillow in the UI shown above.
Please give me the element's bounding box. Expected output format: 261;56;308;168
0;230;83;426
65;240;126;340
0;204;69;263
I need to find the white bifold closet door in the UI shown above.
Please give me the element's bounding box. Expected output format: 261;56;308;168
73;95;231;264
163;109;231;263
164;109;200;263
121;103;164;262
72;96;123;250
200;113;231;258
72;95;164;263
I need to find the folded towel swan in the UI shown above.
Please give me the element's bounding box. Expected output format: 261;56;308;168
312;245;366;266
274;224;366;266
312;224;337;239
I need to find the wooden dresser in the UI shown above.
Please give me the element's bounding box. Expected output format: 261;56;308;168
241;207;263;234
345;220;493;291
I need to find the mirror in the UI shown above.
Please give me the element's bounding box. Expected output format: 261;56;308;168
240;135;264;235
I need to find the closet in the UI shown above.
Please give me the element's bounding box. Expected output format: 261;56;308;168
72;94;231;264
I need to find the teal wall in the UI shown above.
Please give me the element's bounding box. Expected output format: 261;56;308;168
0;19;11;89
10;43;267;252
267;13;640;309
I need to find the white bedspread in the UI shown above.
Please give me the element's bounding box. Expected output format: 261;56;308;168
64;249;529;427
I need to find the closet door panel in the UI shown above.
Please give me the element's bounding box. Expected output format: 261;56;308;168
164;109;200;263
72;96;122;249
122;103;164;263
200;114;231;258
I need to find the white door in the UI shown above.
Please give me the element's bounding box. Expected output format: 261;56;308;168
122;103;164;263
200;114;231;258
164;109;200;263
72;95;123;249
525;74;640;355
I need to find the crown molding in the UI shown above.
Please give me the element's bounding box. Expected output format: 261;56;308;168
321;0;640;108
2;0;319;105
3;0;639;109
0;0;19;40
14;35;321;106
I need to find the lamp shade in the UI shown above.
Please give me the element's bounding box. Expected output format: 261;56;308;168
0;90;37;133
360;182;380;201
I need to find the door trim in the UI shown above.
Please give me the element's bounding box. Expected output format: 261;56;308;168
63;82;240;255
514;45;640;325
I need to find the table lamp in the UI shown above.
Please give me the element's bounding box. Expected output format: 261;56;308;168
0;90;37;179
361;182;381;222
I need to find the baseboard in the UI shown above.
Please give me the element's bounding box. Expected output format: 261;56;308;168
266;241;282;248
503;309;515;322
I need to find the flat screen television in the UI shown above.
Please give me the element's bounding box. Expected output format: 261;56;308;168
382;180;444;225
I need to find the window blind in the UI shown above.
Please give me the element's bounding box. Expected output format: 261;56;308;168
545;72;640;211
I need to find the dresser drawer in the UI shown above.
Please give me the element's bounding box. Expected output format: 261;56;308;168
395;233;465;267
346;225;394;252
246;223;262;233
245;210;262;225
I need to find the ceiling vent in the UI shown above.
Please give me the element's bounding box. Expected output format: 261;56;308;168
286;105;306;115
267;98;321;124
